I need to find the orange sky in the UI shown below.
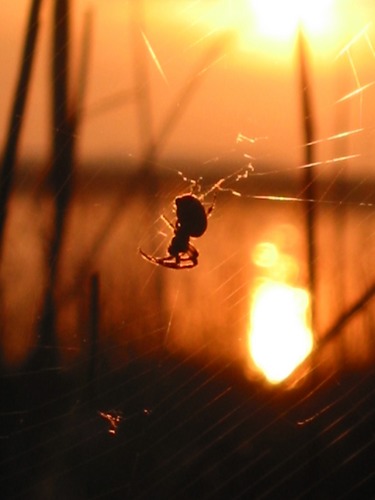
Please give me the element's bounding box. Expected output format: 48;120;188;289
1;0;375;177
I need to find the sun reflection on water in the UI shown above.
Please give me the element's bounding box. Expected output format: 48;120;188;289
248;241;313;384
249;280;313;383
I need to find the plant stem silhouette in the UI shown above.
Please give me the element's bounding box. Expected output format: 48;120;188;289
0;0;43;255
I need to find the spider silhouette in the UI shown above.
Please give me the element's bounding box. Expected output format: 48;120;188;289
139;194;214;269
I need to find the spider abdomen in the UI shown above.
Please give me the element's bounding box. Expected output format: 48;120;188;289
175;195;207;237
139;192;214;269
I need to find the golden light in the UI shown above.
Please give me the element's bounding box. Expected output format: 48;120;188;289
248;280;313;384
149;0;345;62
252;242;279;268
251;241;300;282
247;0;335;41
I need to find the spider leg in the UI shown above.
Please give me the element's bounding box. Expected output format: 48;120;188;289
160;258;196;269
139;248;196;269
139;248;162;266
205;192;216;218
139;248;174;267
186;242;199;266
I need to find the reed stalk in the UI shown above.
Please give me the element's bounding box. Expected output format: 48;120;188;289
0;0;43;255
38;0;75;364
87;273;100;405
297;28;317;334
49;0;74;273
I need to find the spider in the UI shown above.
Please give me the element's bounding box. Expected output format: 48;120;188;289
139;194;215;269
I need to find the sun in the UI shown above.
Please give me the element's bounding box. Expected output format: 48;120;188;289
245;0;335;40
215;0;339;56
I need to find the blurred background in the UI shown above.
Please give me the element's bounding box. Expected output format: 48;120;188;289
1;1;375;498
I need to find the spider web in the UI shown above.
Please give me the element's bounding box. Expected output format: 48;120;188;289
1;1;375;498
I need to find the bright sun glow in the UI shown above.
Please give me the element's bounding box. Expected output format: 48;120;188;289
249;280;313;384
247;0;334;40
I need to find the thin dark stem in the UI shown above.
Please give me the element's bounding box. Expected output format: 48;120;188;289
297;27;322;491
0;0;43;254
88;273;100;405
74;7;93;127
290;278;375;380
38;0;75;364
320;281;375;350
297;28;317;333
48;0;75;284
